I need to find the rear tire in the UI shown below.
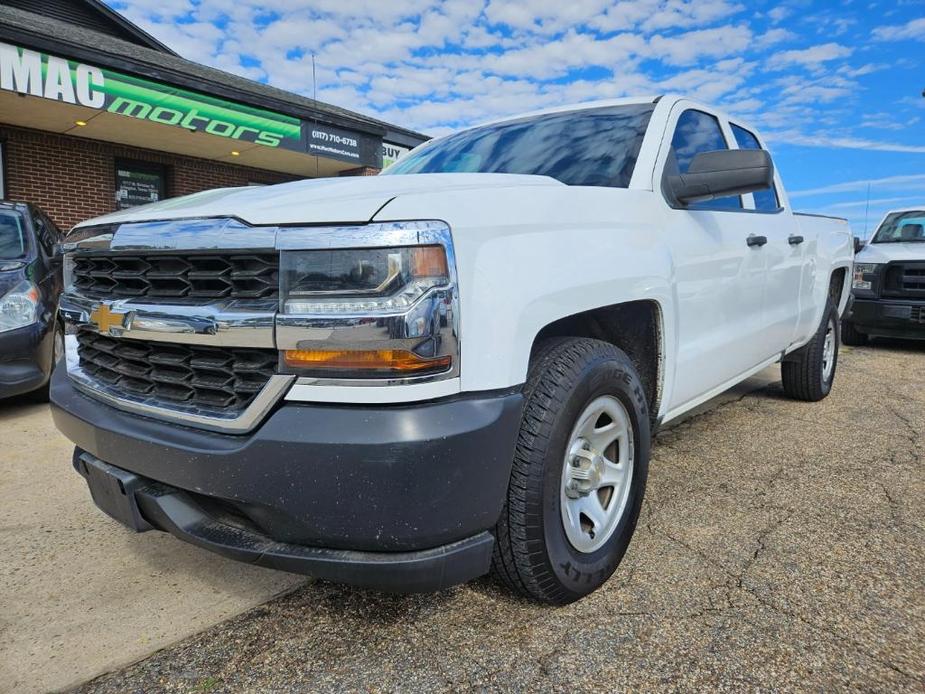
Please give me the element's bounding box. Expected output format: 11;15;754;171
840;319;867;346
492;338;650;604
781;300;839;401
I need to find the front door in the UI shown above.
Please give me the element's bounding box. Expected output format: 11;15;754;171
659;106;777;411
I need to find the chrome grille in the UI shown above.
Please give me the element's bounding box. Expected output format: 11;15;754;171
76;329;277;411
72;253;279;300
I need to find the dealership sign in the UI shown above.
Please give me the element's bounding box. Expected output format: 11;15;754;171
307;122;382;166
382;142;411;168
0;42;383;167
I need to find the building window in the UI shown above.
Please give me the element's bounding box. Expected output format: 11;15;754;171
115;160;167;209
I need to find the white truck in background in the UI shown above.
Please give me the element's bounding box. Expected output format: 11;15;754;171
843;207;925;344
52;95;853;604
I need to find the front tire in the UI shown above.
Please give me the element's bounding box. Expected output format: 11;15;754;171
840;318;867;346
492;338;650;604
781;300;839;401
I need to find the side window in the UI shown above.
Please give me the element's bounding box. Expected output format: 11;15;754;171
668;109;741;210
32;212;54;257
43;213;63;243
731;124;780;212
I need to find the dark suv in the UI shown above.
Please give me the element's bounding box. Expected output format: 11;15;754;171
0;201;64;399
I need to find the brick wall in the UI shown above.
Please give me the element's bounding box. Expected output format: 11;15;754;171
0;124;300;230
339;166;380;177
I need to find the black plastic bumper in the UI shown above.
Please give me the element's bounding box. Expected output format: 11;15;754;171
51;367;523;591
73;451;496;592
845;296;925;339
0;321;54;399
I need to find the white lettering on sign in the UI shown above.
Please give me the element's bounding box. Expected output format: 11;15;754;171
0;43;42;96
312;129;358;148
44;56;75;103
0;41;105;107
76;64;105;108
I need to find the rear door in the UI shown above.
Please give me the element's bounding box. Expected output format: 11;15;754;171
657;104;777;411
728;123;805;350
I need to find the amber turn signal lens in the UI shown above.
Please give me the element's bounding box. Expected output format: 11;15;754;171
411;246;448;278
284;349;451;374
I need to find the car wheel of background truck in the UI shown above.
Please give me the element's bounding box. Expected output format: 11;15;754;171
491;337;650;604
31;321;65;403
781;300;839;402
840;318;868;346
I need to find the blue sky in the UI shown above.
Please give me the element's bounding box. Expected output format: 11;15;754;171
107;0;924;236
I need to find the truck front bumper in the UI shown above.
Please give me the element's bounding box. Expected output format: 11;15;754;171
845;296;925;340
50;366;523;592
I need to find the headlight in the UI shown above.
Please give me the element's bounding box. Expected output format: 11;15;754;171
281;245;449;315
276;222;459;382
852;263;881;290
0;280;40;332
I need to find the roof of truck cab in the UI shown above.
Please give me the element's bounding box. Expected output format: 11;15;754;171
470;95;663;130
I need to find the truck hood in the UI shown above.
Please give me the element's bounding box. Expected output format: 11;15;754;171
72;173;565;230
857;242;925;264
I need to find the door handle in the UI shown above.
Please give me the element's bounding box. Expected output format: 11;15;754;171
746;235;768;247
788;235;804;245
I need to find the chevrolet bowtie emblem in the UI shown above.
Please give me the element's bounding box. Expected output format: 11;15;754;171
89;304;128;333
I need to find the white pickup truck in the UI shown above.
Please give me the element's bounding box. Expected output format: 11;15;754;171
842;207;925;344
52;95;853;604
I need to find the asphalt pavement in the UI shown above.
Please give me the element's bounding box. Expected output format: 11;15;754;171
59;340;924;693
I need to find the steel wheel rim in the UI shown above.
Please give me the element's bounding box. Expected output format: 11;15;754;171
560;395;635;554
822;317;836;382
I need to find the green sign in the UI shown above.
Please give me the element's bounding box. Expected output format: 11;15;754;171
0;41;302;150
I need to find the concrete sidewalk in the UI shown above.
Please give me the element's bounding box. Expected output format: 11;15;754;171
0;399;304;693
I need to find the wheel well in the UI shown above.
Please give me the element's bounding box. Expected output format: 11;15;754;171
829;267;848;309
531;300;663;418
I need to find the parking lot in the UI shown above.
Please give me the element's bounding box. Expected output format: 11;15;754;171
2;341;923;693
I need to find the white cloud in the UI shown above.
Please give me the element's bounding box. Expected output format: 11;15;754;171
767;42;853;70
640;0;744;32
820;196;924;210
767;6;791;23
770;131;925;153
754;27;796;48
837;62;890;77
648;25;752;65
790;174;925;198
872;17;925;41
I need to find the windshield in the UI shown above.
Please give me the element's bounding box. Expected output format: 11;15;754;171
871;210;925;243
0;211;29;261
383;104;655;188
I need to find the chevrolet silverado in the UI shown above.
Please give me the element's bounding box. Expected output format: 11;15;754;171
52;96;853;603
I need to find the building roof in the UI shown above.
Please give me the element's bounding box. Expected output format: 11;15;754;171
0;4;427;147
1;0;176;54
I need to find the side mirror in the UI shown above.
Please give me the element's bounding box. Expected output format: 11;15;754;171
853;237;864;254
50;243;65;270
667;149;774;205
